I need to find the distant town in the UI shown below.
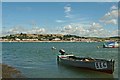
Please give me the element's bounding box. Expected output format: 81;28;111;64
0;33;119;42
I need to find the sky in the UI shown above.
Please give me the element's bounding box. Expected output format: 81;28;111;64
2;2;119;37
2;0;120;2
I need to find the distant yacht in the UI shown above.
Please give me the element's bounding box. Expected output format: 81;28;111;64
103;42;119;48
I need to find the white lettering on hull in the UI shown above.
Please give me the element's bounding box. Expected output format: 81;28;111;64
95;62;107;69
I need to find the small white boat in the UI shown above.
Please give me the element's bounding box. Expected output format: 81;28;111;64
51;46;56;50
103;42;119;48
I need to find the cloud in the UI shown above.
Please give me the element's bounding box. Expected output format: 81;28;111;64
102;10;118;19
56;20;65;23
110;10;118;18
61;25;73;33
7;26;26;34
100;5;118;25
64;4;73;18
65;13;73;18
56;4;74;22
87;22;109;37
87;23;103;35
103;19;117;25
64;25;72;30
64;5;71;13
28;27;45;34
110;5;118;10
3;25;46;36
110;30;119;37
60;22;118;37
60;23;90;36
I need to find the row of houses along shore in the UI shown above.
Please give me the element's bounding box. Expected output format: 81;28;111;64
0;33;119;42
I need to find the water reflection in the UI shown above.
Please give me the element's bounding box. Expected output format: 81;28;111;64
57;63;114;78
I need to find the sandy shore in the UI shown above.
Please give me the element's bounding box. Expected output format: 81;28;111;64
0;63;25;78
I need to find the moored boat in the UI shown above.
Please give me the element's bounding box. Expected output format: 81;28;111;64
57;49;115;74
103;42;119;48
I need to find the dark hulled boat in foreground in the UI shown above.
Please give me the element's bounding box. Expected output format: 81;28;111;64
57;49;115;74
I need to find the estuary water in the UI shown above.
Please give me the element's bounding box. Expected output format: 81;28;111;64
2;42;118;78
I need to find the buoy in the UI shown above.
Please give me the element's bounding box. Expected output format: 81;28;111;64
97;46;100;49
52;46;56;50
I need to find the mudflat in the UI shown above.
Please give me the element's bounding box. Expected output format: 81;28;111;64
0;63;24;78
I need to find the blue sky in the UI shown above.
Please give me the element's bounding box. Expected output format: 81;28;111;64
2;0;120;2
2;2;119;37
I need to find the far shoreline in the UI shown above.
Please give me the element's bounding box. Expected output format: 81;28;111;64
0;40;103;43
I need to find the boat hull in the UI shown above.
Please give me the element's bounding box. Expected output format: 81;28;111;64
57;55;114;74
103;42;119;48
103;45;119;48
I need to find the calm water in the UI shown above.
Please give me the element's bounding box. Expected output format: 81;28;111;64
2;42;118;78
